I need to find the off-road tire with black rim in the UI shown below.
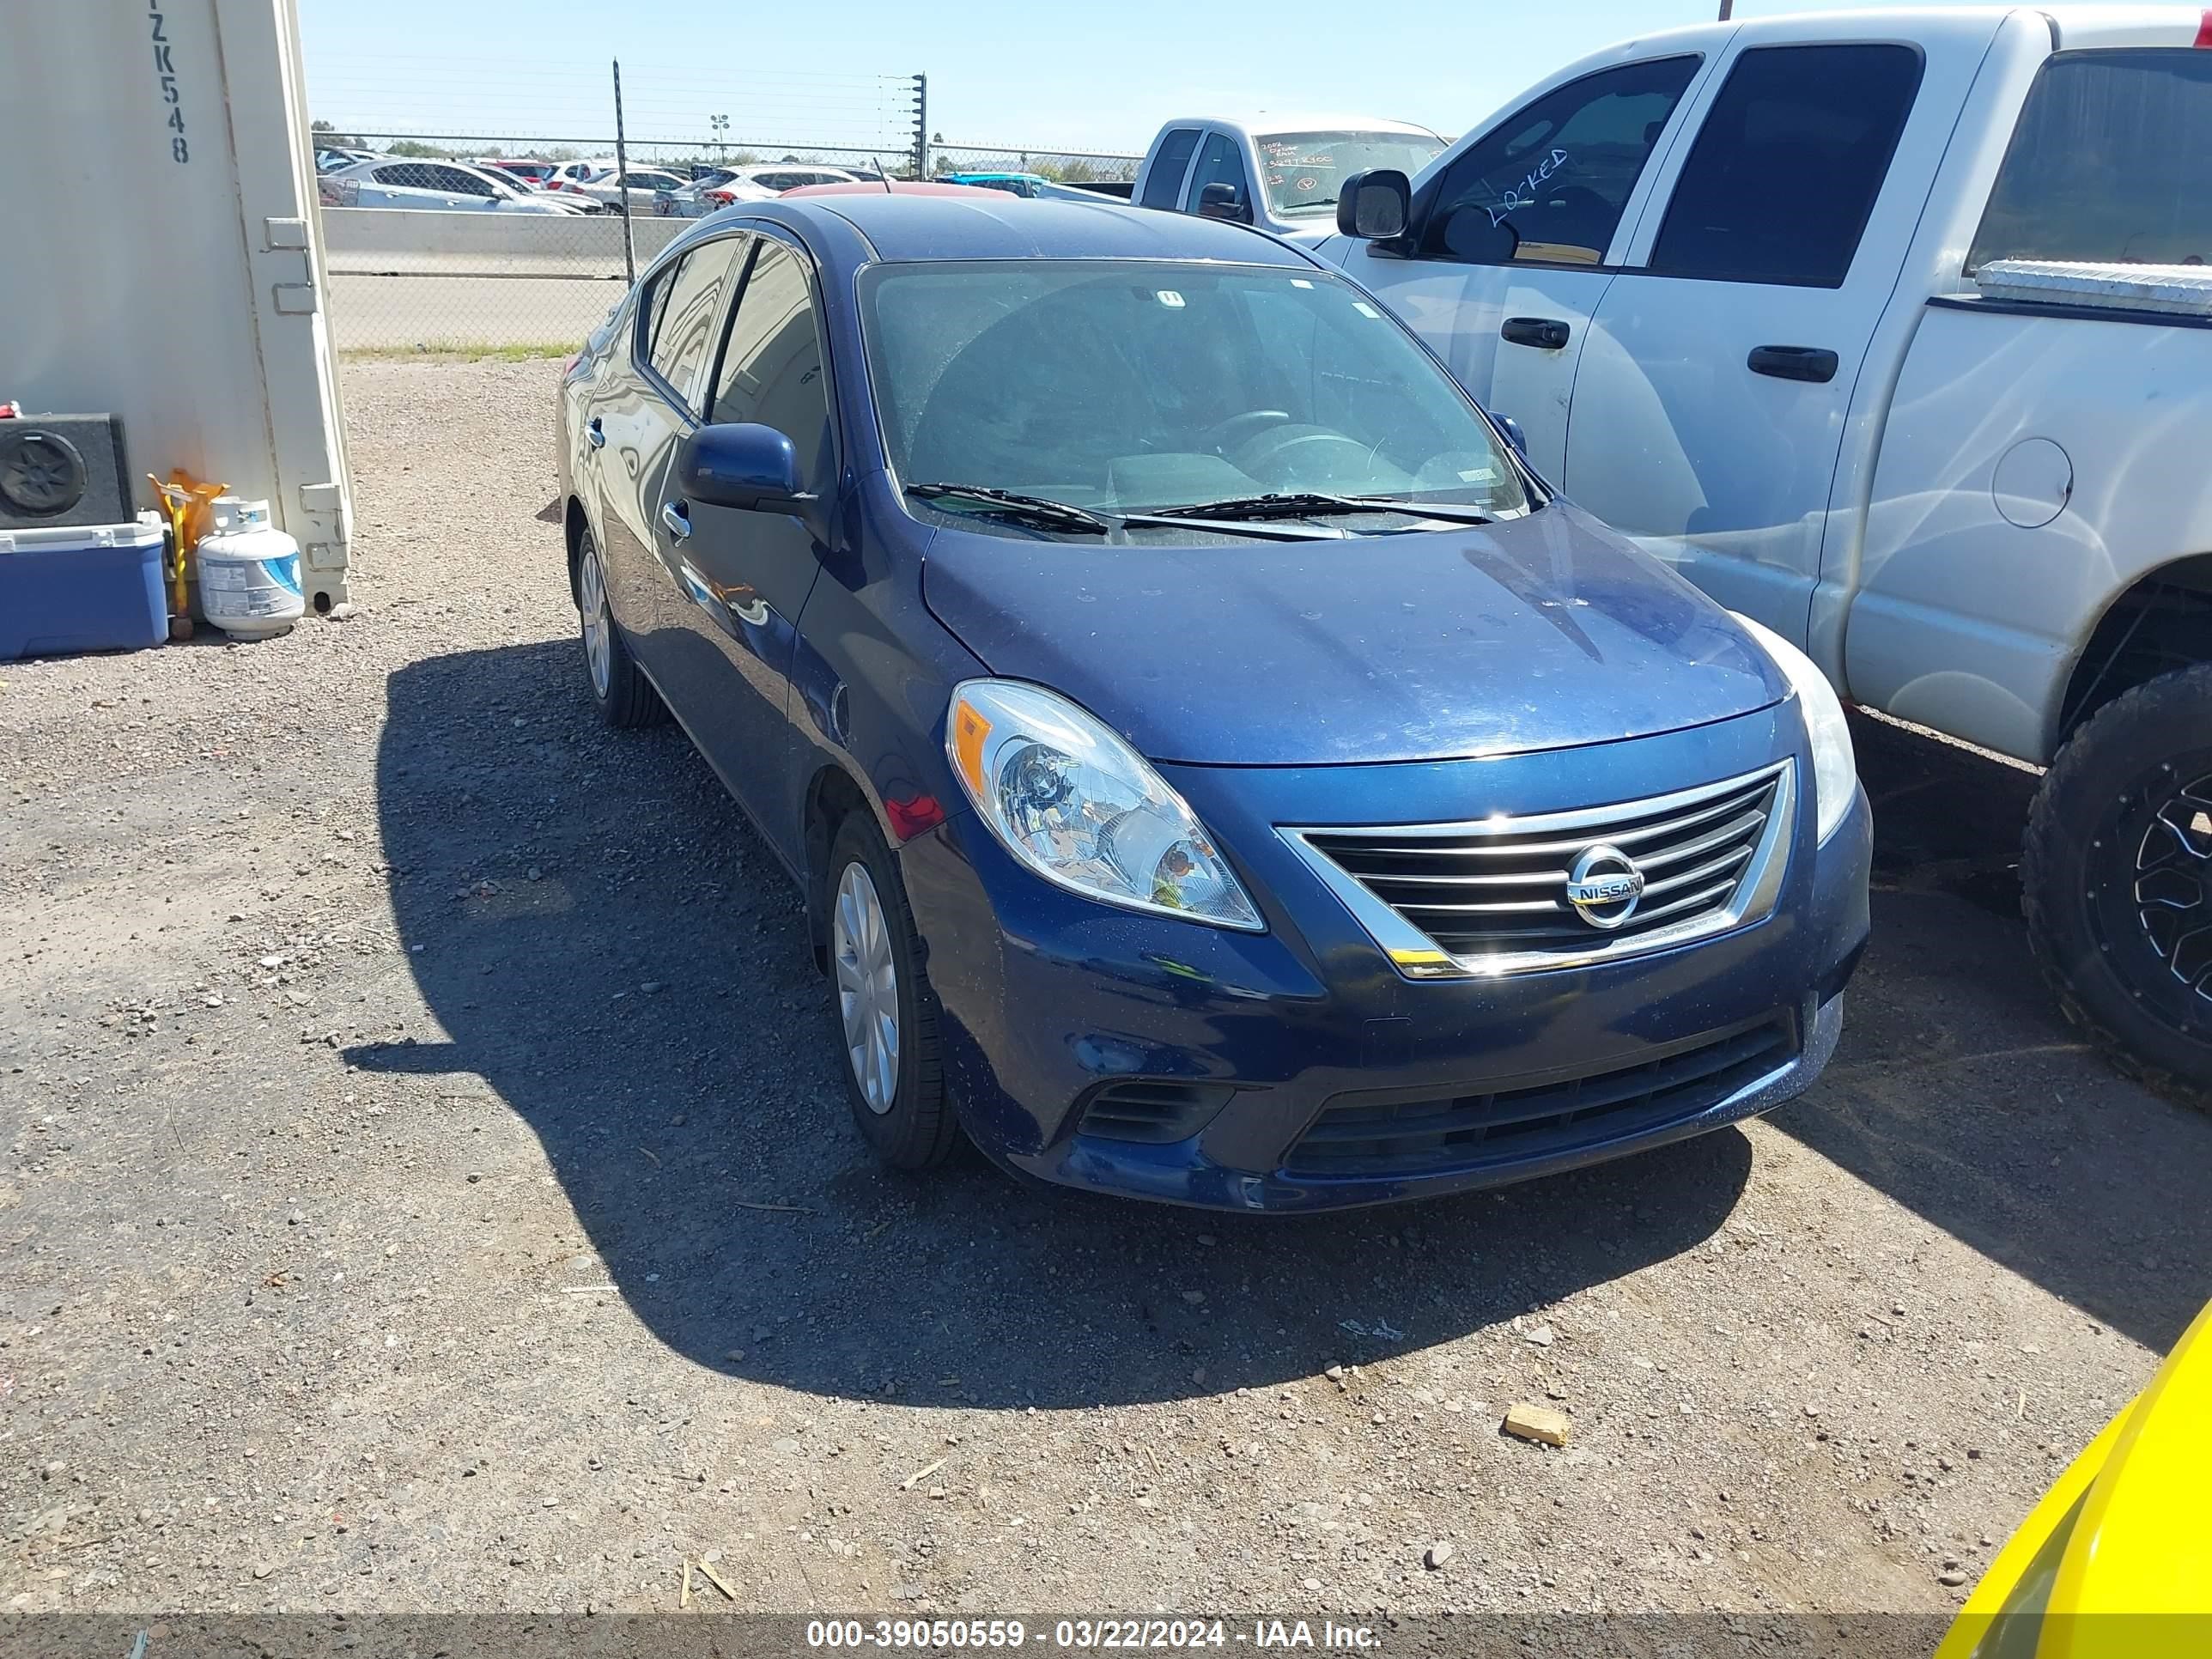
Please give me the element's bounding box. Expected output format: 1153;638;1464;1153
574;525;665;729
827;813;958;1170
2022;662;2212;1110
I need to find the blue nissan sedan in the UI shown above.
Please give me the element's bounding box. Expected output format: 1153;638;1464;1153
555;193;1871;1212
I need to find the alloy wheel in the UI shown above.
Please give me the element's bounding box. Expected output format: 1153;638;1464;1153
833;861;901;1114
2134;770;2212;1006
579;542;612;699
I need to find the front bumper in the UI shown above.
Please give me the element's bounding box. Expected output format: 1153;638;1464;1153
900;703;1871;1213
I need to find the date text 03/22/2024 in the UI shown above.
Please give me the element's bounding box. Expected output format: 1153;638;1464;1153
804;1619;1384;1650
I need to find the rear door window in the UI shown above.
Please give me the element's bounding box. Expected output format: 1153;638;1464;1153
643;237;748;411
1416;57;1701;266
1184;131;1253;217
1141;128;1202;210
427;165;496;197
1646;44;1924;288
1969;49;2212;270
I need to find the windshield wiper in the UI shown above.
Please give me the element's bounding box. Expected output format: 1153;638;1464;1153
905;483;1110;535
1147;491;1495;526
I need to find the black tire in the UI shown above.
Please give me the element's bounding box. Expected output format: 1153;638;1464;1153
2022;663;2212;1110
825;812;958;1170
574;526;665;729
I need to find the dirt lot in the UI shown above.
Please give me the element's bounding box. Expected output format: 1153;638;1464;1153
3;357;2209;1630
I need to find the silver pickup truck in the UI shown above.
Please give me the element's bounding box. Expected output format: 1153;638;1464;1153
1323;6;2212;1100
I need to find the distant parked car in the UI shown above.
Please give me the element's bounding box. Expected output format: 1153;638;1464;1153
658;165;868;217
554;194;1869;1212
478;158;558;190
318;159;589;214
314;146;377;173
937;170;1053;197
652;168;757;218
575;167;694;213
1133;114;1446;241
543;158;618;199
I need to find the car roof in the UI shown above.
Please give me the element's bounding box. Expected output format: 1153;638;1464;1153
781;180;1001;198
754;192;1326;266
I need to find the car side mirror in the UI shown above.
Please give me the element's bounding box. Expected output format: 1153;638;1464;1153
680;422;806;513
1198;181;1249;222
1336;168;1410;240
1493;414;1528;457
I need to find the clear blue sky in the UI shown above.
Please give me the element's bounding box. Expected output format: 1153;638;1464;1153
299;0;2027;156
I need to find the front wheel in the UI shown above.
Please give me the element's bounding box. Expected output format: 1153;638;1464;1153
826;813;957;1170
2023;663;2212;1109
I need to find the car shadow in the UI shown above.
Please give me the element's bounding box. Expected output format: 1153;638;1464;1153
1769;714;2212;1352
354;638;1753;1407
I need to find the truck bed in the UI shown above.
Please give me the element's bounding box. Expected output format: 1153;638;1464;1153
1838;272;2212;766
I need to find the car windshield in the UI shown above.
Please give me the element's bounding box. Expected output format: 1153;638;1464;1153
860;259;1528;526
1255;131;1446;216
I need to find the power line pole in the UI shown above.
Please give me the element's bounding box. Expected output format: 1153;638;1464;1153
913;74;927;180
612;58;635;289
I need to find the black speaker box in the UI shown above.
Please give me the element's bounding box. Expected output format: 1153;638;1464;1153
0;415;135;530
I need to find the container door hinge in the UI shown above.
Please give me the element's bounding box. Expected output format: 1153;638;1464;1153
273;283;319;315
264;216;311;251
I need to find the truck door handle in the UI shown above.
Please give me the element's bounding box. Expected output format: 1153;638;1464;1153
1500;317;1572;351
586;417;605;448
1747;345;1839;384
659;500;691;541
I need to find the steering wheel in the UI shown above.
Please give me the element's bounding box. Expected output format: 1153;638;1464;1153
1204;410;1293;453
1238;428;1380;485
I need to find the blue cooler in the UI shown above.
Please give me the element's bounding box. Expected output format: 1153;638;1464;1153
0;512;169;660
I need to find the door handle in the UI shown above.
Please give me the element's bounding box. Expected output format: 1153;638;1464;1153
659;500;691;541
586;416;605;449
1501;316;1572;351
1747;345;1840;384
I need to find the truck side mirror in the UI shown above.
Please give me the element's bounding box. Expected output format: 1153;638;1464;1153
1198;181;1249;222
1336;169;1410;240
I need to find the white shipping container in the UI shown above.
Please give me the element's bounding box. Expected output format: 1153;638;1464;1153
0;0;352;611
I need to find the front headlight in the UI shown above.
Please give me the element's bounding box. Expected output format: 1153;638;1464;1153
945;680;1264;931
1732;614;1856;843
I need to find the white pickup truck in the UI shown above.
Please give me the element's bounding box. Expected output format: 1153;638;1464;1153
1128;114;1445;241
1324;6;2212;1099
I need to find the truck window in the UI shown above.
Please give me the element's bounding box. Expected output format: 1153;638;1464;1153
1969;50;2212;270
1141;128;1202;210
1184;133;1253;219
1414;56;1700;268
1646;44;1923;289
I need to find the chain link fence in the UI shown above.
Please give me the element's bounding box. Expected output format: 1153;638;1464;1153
319;134;1143;353
928;142;1142;191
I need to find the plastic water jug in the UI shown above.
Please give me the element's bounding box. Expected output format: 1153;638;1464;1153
197;498;305;640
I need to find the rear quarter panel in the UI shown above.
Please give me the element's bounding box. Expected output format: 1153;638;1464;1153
1844;304;2212;763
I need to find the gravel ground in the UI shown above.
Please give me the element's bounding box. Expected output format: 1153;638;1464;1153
3;356;2209;1629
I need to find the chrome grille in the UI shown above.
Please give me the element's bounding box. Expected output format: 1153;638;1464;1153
1281;762;1795;978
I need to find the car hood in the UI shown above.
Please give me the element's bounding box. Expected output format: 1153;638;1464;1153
920;502;1786;767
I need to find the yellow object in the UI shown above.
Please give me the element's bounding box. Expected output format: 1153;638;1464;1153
147;471;227;620
1936;1297;2212;1659
951;700;993;794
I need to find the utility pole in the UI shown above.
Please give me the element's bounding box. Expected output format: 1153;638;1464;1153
913;74;927;180
612;58;635;289
711;113;729;162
